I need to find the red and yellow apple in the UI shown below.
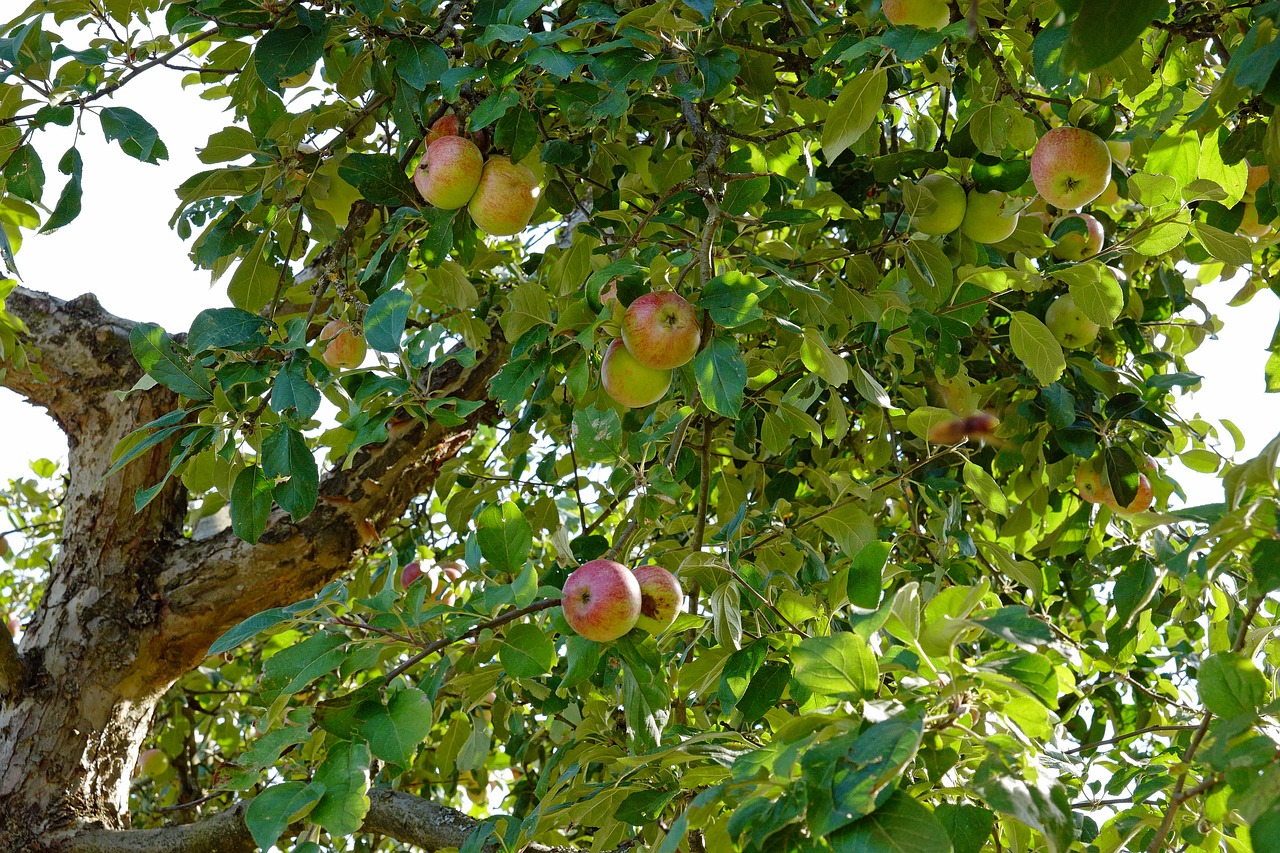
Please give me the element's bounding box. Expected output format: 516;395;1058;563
1045;293;1099;349
632;564;683;634
928;412;999;444
561;559;641;642
1075;460;1153;513
319;319;367;370
882;0;950;29
913;173;967;235
1050;213;1105;261
427;113;462;143
1239;202;1272;238
400;561;424;588
468;156;540;236
414;135;484;210
621;291;701;370
601;339;671;409
1031;127;1112;210
961;189;1020;243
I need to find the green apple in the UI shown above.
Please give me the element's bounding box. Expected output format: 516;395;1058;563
1049;213;1104;261
1031;127;1112;209
913;173;967;235
468;156;540;236
960;189;1019;243
1045;293;1099;349
136;749;170;778
600;339;671;408
882;0;950;29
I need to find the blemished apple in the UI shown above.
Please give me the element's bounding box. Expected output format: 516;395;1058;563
561;559;641;642
1045;293;1100;349
1050;213;1105;261
601;339;671;408
882;0;950;29
1031;127;1112;209
414;135;484;210
1239;202;1272;238
632;564;683;634
468;156;540;236
319;319;366;370
913;173;967;235
136;749;170;778
960;189;1019;243
621;291;701;370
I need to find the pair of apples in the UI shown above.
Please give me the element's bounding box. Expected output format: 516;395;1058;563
561;559;684;642
600;291;702;409
413;115;540;237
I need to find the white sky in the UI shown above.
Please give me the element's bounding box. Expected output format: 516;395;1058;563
1;71;1277;513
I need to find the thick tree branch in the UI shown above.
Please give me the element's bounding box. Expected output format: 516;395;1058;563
0;627;23;698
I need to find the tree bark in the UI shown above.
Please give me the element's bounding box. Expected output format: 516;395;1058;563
0;286;505;848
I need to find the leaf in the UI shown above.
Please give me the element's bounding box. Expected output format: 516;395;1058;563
129;323;213;400
973;771;1073;853
259;632;347;704
228;232;278;313
207;606;293;656
802;328;850;385
1053;263;1123;328
99;107;168;164
852;365;891;408
337;153;418;208
499;281;552;343
230;464;274;544
822;69;888;162
804;716;924;834
476;501;533;575
1009;311;1065;386
246;782;323;850
254;23;329;92
389;38;449;90
829;791;954;853
357;687;434;768
934;803;994;853
364;288;413;352
40;148;83;233
736;663;791;723
499;623;556;677
1129;209;1191;256
3;145;44;202
849;541;889;609
694;336;747;418
698;271;766;328
792;633;876;700
963;462;1008;516
1191;221;1252;267
310;741;371;836
1064;0;1169;72
1198;652;1267;718
572;404;622;462
719;640;767;715
262;425;318;520
188;308;270;353
271;358;321;420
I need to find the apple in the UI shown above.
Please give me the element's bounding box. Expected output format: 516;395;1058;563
1094;179;1122;207
1075;463;1108;504
1031;127;1112;209
413;135;484;210
561;559;641;642
1045;293;1099;349
400;561;424;588
1114;473;1153;513
632;564;683;634
1105;139;1130;163
0;534;8;557
621;291;701;370
601;339;671;409
136;749;170;778
1246;163;1269;200
1050;213;1105;261
882;0;950;29
913;173;967;235
468;156;540;236
319;319;366;370
427;113;462;143
1075;461;1153;513
960;189;1020;243
928;412;999;444
1239;202;1272;238
431;560;465;606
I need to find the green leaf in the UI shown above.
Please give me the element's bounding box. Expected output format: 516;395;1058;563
271;358;321;420
719;640;767;715
698;271;766;328
848;541;889;609
40;148;83;233
1065;0;1169;72
357;687;434;768
1191;221;1252;266
499;623;556;677
963;462;1008;516
262;425;318;520
1009;311;1065;386
389;38;449;90
99;107;168;164
228;232;278;313
822;69;888;162
129;323;213;400
736;662;791;723
246;782;323;850
469;88;520;131
499;281;552;343
1129;209;1191;255
188;307;270;353
254;23;329;92
1054;263;1123;329
934;803;994;853
207;606;293;656
365;288;413;352
310;741;371;836
259;632;347;704
804;716;924;834
230;464;274;543
572;404;622;462
973;770;1073;853
3;145;44;202
830;790;954;853
476;501;533;575
1198;652;1268;718
1252;540;1280;595
694;336;747;418
198;127;258;164
337;153;418;207
792;632;876;700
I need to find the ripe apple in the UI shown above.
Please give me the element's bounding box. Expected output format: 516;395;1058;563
1050;213;1105;261
1239;202;1272;238
913;173;967;235
1114;474;1153;513
1031;127;1112;209
960;189;1020;243
1045;293;1099;349
601;339;671;409
413;135;484;210
621;291;701;370
561;559;641;642
136;749;170;778
400;561;424;588
427;113;462;143
632;564;683;634
319;319;366;370
468;156;540;236
882;0;950;29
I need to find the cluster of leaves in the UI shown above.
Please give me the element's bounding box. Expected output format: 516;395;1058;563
6;0;1280;851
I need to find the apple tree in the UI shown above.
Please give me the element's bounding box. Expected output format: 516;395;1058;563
2;1;1280;851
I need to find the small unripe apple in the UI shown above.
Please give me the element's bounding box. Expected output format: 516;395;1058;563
1031;127;1112;210
1094;179;1122;207
1045;293;1099;349
414;136;484;210
1050;213;1105;261
561;559;642;642
1105;139;1130;163
601;340;671;409
960;189;1020;243
136;749;170;778
632;564;683;634
882;0;950;29
430;560;465;606
468;156;540;236
621;291;701;370
427;113;462;144
1239;202;1272;238
319;320;367;370
913;173;967;235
